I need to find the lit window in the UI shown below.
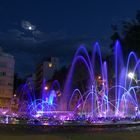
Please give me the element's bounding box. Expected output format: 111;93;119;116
48;63;53;68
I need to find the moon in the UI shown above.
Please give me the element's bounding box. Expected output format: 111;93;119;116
28;26;32;30
21;20;36;31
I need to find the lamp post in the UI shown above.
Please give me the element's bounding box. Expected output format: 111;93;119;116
128;72;138;84
44;86;48;91
128;72;140;116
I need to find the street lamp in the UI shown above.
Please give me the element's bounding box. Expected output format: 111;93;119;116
128;72;140;84
13;94;16;97
98;76;101;80
128;72;135;79
44;86;48;90
128;72;140;93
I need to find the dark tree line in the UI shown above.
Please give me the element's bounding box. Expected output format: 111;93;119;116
110;10;140;57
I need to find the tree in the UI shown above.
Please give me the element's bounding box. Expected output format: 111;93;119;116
110;10;140;57
52;66;68;87
110;24;121;49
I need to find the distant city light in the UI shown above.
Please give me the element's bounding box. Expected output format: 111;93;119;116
128;72;135;79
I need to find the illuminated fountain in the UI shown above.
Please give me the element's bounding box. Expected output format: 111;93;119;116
63;40;140;118
17;79;60;117
15;40;140;122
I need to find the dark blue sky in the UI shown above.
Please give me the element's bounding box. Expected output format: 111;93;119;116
0;0;140;77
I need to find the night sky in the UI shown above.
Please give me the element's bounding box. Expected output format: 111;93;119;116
0;0;140;77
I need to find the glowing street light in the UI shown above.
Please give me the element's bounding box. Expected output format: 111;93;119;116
128;72;139;84
13;94;16;97
128;72;135;79
98;76;101;80
44;86;48;90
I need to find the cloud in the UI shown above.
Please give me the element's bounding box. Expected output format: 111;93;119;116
0;20;111;77
31;30;67;42
0;28;38;44
20;36;37;44
32;30;47;41
0;35;96;77
0;19;68;45
8;29;25;38
0;29;24;40
0;35;112;78
21;20;36;31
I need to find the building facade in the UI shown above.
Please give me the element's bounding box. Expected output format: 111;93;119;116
0;47;15;109
35;57;59;96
